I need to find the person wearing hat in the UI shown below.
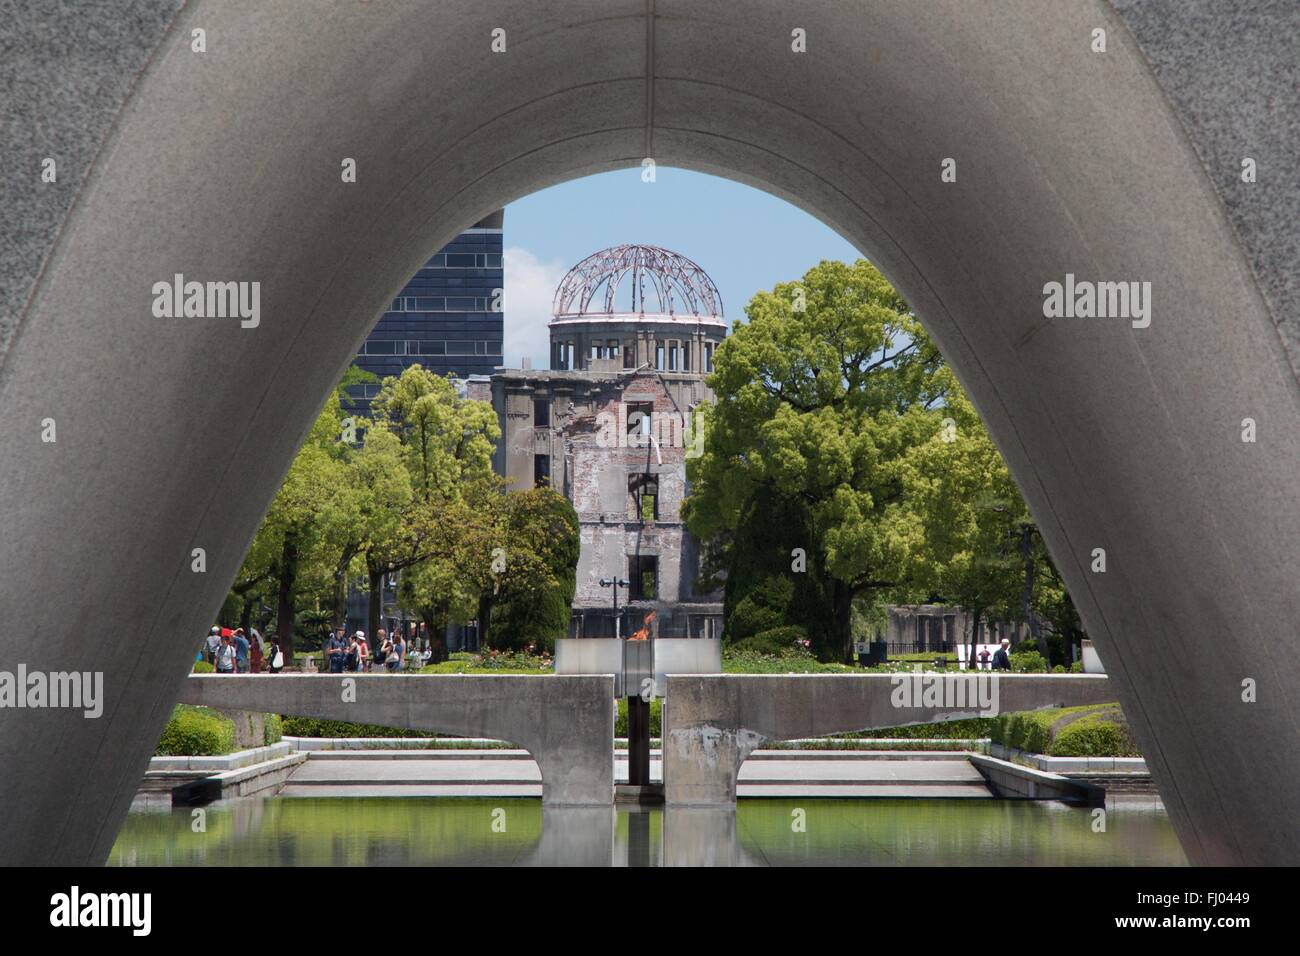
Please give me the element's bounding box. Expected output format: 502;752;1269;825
204;626;222;665
991;638;1012;671
354;631;370;672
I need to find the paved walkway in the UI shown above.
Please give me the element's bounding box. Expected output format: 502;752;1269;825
276;750;992;799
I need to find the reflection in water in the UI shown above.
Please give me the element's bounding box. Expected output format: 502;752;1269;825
110;796;1185;867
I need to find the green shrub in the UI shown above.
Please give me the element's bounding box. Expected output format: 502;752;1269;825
729;626;809;657
192;660;214;674
1051;664;1066;673
1048;717;1140;757
280;717;428;738
991;702;1138;757
993;710;1054;753
263;713;283;746
615;697;663;737
1009;650;1048;673
866;717;998;739
155;705;236;756
1069;660;1084;673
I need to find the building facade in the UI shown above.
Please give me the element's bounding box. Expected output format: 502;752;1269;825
345;210;504;417
489;245;727;640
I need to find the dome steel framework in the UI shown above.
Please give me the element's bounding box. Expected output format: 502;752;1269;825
552;243;723;319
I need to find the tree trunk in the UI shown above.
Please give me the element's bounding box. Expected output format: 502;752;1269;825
477;591;494;652
331;550;354;631
967;606;982;672
367;563;384;648
275;530;299;662
1019;525;1049;665
831;580;854;663
421;609;449;664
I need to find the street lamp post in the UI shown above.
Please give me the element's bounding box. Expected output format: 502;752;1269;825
598;577;630;639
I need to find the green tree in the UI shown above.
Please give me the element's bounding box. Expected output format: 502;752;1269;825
685;259;949;660
232;393;350;660
482;487;581;653
901;389;1027;663
364;366;500;648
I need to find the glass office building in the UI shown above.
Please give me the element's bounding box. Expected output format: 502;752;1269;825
346;210;504;416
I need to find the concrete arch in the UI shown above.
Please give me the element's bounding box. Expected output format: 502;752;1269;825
1;1;1296;865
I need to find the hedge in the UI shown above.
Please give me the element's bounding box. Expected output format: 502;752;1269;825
155;705;236;756
991;702;1139;757
1048;711;1140;757
280;717;429;738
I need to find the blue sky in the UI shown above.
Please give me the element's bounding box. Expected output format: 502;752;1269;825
502;167;862;368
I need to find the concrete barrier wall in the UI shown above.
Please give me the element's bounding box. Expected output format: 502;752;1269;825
177;675;614;806
663;673;1114;805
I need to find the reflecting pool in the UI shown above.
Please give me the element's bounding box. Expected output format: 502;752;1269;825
110;796;1186;866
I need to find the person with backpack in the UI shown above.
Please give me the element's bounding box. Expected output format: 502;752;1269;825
204;626;222;665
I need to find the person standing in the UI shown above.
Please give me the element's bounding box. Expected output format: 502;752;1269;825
992;638;1012;672
373;629;388;670
214;632;237;674
249;627;264;673
268;637;285;674
327;626;349;674
355;631;370;673
232;628;251;674
204;626;222;665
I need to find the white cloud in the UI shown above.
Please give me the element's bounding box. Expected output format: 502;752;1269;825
503;246;566;370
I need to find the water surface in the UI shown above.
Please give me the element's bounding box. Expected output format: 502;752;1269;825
110;796;1185;866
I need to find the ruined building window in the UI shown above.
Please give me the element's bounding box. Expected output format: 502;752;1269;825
682;342;691;371
608;340;620;357
704;341;715;372
623;340;636;368
629;473;659;521
655;342;665;370
533;399;549;427
629;555;658;601
626;402;653;443
668;342;679;371
534;454;551;488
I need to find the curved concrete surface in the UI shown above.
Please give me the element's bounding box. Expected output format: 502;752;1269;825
663;674;1117;805
0;2;1296;864
175;674;615;806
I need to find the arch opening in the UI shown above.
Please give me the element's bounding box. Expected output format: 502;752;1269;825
1;0;1296;867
